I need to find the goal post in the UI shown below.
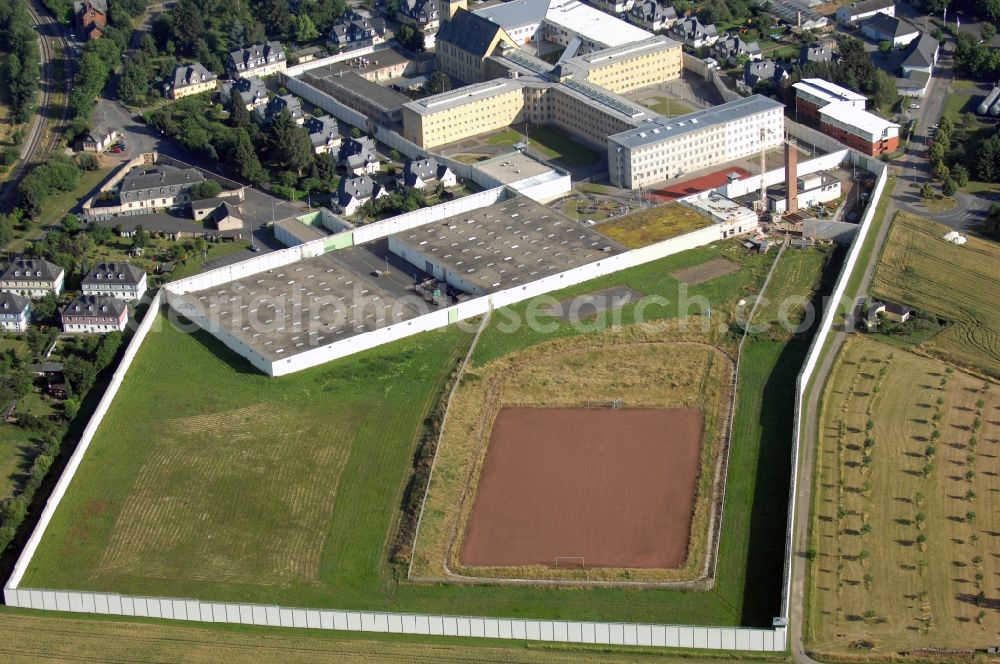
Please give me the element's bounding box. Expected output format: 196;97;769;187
554;556;586;568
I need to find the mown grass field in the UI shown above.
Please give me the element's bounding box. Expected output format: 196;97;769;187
485;125;601;167
872;213;1000;378
751;246;834;329
0;610;791;663
20;238;826;627
806;336;1000;654
596;204;713;249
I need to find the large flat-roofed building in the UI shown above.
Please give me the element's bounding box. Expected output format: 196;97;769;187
792;78;866;121
170;252;426;364
546;79;650;147
608;95;785;189
566;36;682;95
470;0;651;52
818;102;899;156
302;66;412;127
388;197;624;296
403;79;527;148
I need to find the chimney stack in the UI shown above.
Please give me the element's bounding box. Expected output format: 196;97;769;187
785;140;798;214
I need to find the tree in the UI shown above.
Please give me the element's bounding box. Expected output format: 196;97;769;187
870;69;897;109
396;23;426;52
977;134;1000;182
232;129;267;185
920;183;935;199
190;180;223;200
952;163;969;187
350;126;362;138
268;109;314;176
295;14;319;42
423;70;451;96
253;0;293;37
942;177;957;196
228;94;253;132
878;40;892;54
932;161;950;182
984;22;997;44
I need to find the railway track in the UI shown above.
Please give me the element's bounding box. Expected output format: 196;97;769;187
0;0;73;213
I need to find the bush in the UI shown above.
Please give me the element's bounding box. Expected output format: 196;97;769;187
190;179;223;201
942;177;957;196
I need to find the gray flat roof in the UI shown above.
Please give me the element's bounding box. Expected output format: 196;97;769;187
390;197;624;293
473;152;557;184
403;79;525;116
473;0;549;29
274;217;329;243
303;68;411;112
609;94;784;149
176;252;426;362
575;35;680;67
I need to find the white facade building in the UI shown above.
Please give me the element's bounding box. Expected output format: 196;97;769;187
608;95;785;189
0;259;65;299
81;262;148;301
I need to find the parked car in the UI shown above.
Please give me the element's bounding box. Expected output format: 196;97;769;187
909;103;920;109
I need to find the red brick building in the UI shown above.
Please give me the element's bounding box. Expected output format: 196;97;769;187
75;0;107;41
792;78;866;122
819;102;899;157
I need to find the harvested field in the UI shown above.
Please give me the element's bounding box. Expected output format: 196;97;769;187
671;258;740;285
460;407;702;569
873;213;1000;377
595;203;712;249
411;321;735;584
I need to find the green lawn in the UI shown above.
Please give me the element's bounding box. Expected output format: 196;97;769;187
21;238;825;628
0;424;35;501
751;246;834;329
485;125;600;168
167;241;253;281
36;167;113;228
647;97;695;117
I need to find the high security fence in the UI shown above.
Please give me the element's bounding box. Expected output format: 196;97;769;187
2;586;786;651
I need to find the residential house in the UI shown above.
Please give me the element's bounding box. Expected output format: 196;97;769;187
219;77;268;111
119;164;204;212
169;62;218;99
398;0;440;32
227;41;287;79
205;202;244;234
897;33;938;97
74;0;107;40
0;292;31;333
61;295;128;334
859;14;919;48
628;1;676;32
253;94;304;126
305;115;342;155
741;60;789;92
401;158;457;189
81;127;122;153
340;136;381;176
882;301;912;323
836;0;894;25
800;43;834;65
81;262;148;301
0;259;65;299
336;175;387;216
670;18;718;49
712;34;761;65
329;10;387;51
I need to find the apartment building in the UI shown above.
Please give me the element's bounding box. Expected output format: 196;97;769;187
81;262;148;301
227;42;286;79
607;95;785;189
0;292;30;333
119;165;204;212
169;62;218;99
573;36;682;95
792;78;866;121
0;259;65;299
403;79;527;148
819;102;899;156
547;79;649;148
61;295;128;334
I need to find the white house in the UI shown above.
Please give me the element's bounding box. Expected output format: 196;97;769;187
401;158;457;190
81;262;148;301
61;295;128;334
0;259;65;299
859;14;919;48
0;292;31;333
836;0;894;25
337;175;388;216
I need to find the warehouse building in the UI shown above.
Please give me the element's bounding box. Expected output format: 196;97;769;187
388;197;624;296
607;95;785;189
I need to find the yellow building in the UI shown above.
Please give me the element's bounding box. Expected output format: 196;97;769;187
170;63;218;99
578;36;682;95
403;80;526;148
435;8;518;84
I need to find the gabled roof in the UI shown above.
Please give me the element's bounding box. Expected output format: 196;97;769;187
860;13;918;40
82;262;146;287
306;115;341;147
120;165;204;195
901;32;938;69
744;59;788;86
341;136;377;158
0;292;30;313
883;301;912;315
438;8;510;58
801;43;834;63
62;295;127;318
0;258;64;283
228;41;285;70
337;175;382;206
403;158;451;185
209;202;243;226
841;0;895;16
172;62;216;89
74;0;107;14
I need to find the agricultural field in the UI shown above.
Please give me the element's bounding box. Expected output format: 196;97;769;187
806;336;1000;654
872;213;1000;378
19;238;828;628
595;203;714;249
0;611;791;663
411;328;734;584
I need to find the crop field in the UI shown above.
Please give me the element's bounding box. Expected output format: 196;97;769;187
0;611;791;664
806;336;1000;654
595;204;713;249
18;238;825;627
412;329;733;584
873;213;1000;377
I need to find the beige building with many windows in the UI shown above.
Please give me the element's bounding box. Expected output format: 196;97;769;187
608;95;785;189
435;9;518;84
403;80;526;148
570;36;682;95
